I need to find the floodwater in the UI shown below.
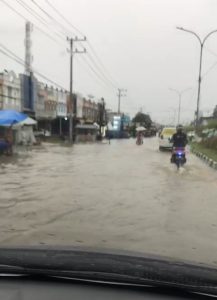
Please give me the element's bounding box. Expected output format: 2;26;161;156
0;138;217;265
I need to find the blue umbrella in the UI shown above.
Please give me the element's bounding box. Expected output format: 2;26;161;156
0;110;27;126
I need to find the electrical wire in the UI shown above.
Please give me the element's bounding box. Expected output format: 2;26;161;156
76;56;114;92
30;0;70;36
14;0;66;42
1;0;120;97
0;44;66;90
0;0;64;47
44;0;84;36
43;0;120;87
18;0;120;90
78;55;117;91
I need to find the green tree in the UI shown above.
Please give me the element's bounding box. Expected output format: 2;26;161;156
132;112;152;128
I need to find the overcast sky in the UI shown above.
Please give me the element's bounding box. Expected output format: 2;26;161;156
1;0;217;123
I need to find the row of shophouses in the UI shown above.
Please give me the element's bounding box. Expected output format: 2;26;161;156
0;70;103;135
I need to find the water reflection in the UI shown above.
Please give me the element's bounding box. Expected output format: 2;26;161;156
0;139;217;265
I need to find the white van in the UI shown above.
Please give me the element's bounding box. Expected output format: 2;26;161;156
159;127;176;151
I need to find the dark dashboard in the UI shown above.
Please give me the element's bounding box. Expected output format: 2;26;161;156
0;277;213;300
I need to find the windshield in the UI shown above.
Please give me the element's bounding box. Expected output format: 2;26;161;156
1;0;217;274
162;128;176;135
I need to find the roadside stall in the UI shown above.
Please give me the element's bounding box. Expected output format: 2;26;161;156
0;110;37;154
14;117;37;146
75;124;99;142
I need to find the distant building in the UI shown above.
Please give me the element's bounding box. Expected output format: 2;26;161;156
199;116;217;126
35;84;58;133
35;82;46;120
75;93;84;121
56;89;67;118
106;111;130;139
0;70;21;111
82;98;98;123
74;94;99;124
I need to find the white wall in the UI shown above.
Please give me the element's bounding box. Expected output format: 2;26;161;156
0;71;21;111
56;90;67;117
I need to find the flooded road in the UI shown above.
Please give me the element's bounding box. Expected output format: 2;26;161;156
0;138;217;265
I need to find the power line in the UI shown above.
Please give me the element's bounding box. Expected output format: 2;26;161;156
21;0;120;90
43;0;120;87
0;41;116;95
87;42;120;87
30;0;69;35
79;55;116;91
0;44;66;90
86;52;118;89
0;40;114;98
202;61;217;79
76;55;116;93
14;0;65;42
0;0;64;47
21;0;118;90
1;0;119;95
44;0;84;36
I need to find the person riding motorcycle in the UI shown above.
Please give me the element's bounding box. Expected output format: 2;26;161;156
170;125;188;163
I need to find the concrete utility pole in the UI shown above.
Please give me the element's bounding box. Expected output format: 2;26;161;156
24;21;33;75
169;88;191;125
117;88;127;114
177;27;217;128
67;36;86;143
98;97;105;140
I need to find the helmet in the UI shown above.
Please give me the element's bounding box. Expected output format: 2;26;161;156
176;124;183;132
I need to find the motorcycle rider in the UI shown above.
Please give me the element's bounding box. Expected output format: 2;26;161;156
170;125;188;163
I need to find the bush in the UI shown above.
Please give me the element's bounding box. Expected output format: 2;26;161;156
201;136;217;150
185;125;195;132
207;119;217;129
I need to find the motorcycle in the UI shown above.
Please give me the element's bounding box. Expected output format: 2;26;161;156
171;147;186;169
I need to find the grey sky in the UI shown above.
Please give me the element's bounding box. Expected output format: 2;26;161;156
1;0;217;123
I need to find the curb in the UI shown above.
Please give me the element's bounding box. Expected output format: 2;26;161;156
191;148;217;170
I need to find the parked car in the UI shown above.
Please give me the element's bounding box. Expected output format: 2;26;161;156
159;127;176;151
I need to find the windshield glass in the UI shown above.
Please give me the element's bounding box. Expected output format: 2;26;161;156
0;0;217;271
162;128;176;135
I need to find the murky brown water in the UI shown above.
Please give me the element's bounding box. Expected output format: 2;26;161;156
0;138;217;265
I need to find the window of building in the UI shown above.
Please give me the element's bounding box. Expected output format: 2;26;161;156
8;86;12;99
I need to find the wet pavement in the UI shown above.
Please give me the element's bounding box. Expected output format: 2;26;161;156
0;138;217;265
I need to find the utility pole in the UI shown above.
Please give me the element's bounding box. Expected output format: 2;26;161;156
24;21;33;75
176;27;217;128
169;88;191;125
98;97;105;140
117;88;127;115
67;36;86;143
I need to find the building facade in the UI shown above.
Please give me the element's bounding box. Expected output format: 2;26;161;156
56;89;67;118
82;98;98;123
0;69;113;139
35;82;46;120
20;73;37;116
0;71;21;111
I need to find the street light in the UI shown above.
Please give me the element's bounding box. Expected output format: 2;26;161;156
169;88;191;124
176;26;217;128
169;107;177;126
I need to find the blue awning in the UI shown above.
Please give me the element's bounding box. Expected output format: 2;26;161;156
0;110;27;126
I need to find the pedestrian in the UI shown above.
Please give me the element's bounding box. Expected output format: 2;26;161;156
5;125;13;155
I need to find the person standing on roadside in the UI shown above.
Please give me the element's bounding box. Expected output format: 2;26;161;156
5;125;13;155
